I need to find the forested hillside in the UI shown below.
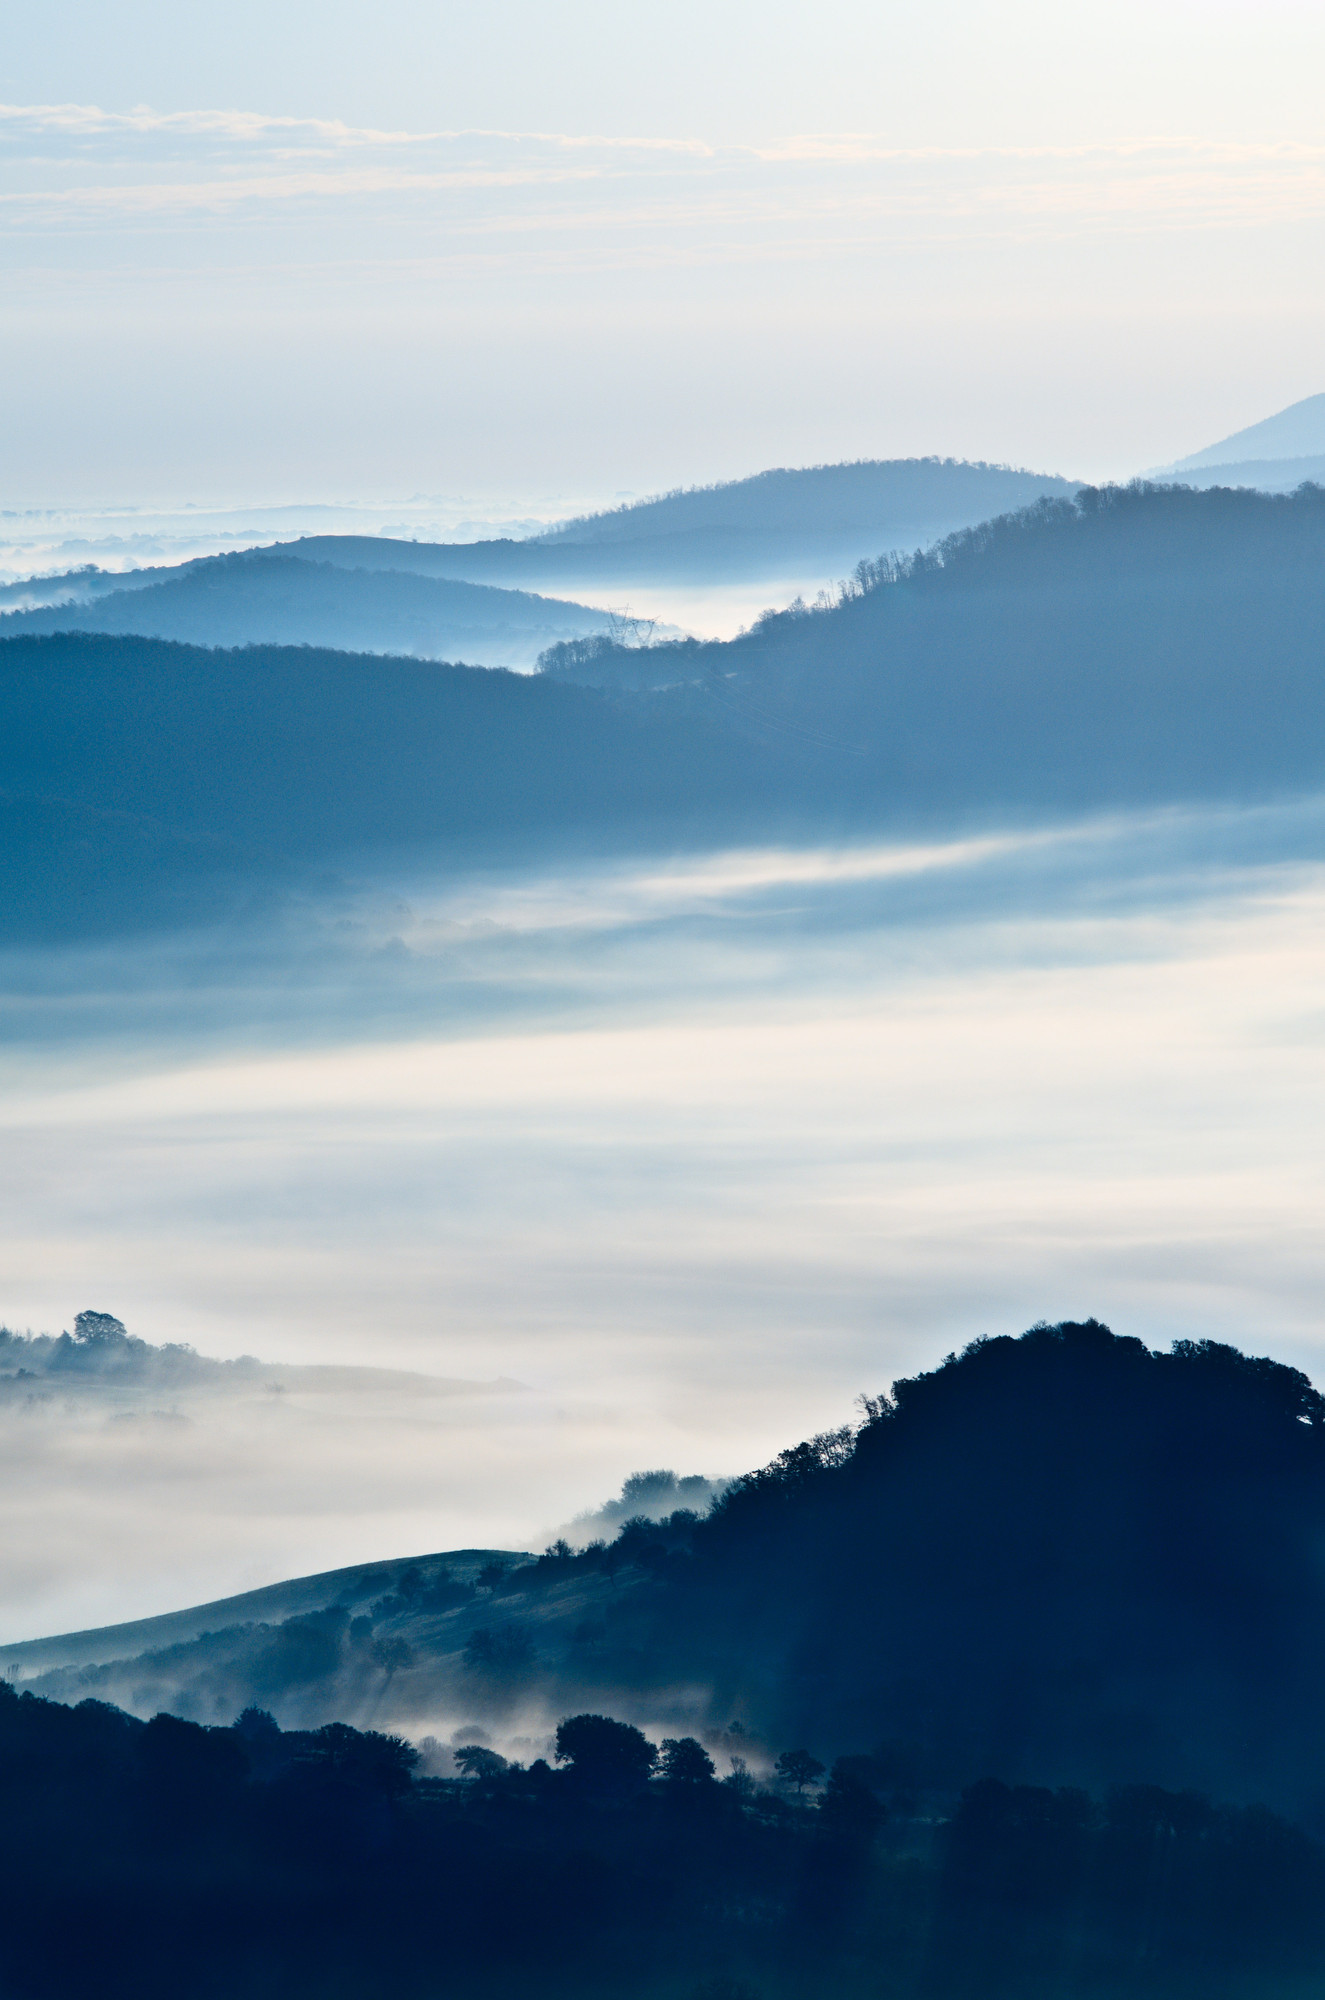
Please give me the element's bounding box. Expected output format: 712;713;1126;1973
0;633;759;941
21;1321;1325;1832
0;1680;1316;2000
544;480;1325;811
10;483;1325;943
0;550;613;668
10;1320;1325;1998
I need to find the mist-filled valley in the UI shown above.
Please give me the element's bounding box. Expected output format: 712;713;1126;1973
11;480;1325;948
9;447;1325;1997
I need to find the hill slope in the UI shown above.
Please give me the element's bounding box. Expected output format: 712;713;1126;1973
12;483;1325;942
1162;390;1325;472
0;550;613;668
0;632;765;941
20;1319;1325;1826
281;457;1080;591
545;480;1325;813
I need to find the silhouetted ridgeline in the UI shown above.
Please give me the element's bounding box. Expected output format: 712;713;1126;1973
20;1322;1325;1832
7;1320;1325;1993
543;481;1325;810
10;483;1325;942
0;550;616;668
0;1680;1319;1999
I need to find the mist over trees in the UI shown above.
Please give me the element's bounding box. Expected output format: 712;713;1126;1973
275;456;1082;590
7;1324;1325;1997
9;481;1325;945
19;1318;1325;1843
0;550;615;668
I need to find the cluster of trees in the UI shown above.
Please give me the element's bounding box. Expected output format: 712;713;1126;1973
0;1675;1316;1998
28;1318;1325;1821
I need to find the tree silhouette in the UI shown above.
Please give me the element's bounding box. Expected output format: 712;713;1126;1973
776;1749;825;1795
658;1736;716;1784
555;1713;657;1790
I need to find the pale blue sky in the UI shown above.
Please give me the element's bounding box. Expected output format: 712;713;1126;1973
3;3;1323;527
7;1;1323;148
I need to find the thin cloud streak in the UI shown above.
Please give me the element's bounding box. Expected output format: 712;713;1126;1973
7;110;1325;238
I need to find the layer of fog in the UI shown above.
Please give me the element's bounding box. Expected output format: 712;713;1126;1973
7;802;1325;1637
0;494;611;588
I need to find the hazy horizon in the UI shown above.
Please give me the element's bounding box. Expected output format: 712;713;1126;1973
8;1;1325;507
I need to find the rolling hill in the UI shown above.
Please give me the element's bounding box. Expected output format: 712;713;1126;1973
0;549;615;669
285;456;1081;592
14;1319;1325;1830
11;482;1325;943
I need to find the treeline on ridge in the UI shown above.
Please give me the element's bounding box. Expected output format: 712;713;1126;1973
26;1321;1325;1841
0;1674;1317;1999
10;482;1325;941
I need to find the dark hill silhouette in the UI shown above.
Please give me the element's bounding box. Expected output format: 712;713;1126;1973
0;632;764;941
0;549;613;668
668;1320;1325;1816
20;1319;1325;1828
0;1664;1315;1999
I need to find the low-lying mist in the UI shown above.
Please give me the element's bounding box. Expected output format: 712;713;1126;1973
6;800;1325;1638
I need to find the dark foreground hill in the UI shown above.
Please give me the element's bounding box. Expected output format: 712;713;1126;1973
0;632;766;941
2;1684;1321;2000
9;1320;1325;1999
24;1321;1325;1828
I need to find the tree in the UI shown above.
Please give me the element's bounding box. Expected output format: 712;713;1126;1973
454;1744;509;1780
776;1749;825;1796
554;1714;657;1791
659;1736;716;1785
72;1310;128;1345
307;1721;418;1796
370;1635;414;1680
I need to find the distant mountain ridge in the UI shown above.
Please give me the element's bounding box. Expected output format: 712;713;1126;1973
1158;390;1325;473
0;548;615;669
285;457;1080;590
1154;453;1325;494
0;461;1082;638
531;455;1080;544
11;483;1325;941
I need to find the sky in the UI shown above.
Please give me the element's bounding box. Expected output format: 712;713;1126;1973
4;0;1325;509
